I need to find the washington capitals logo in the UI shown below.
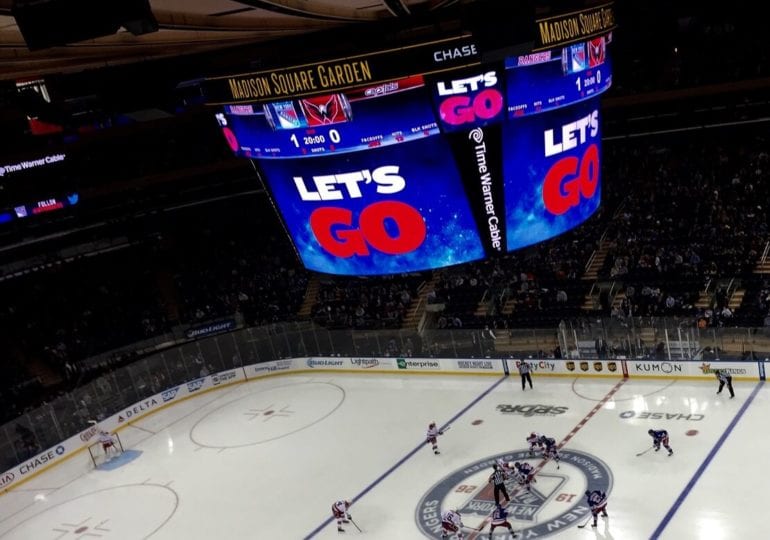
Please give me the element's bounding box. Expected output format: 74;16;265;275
588;37;605;67
300;94;348;126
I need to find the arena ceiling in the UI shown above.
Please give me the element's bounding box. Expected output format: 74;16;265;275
0;0;476;80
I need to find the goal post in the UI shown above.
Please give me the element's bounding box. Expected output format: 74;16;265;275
88;432;124;468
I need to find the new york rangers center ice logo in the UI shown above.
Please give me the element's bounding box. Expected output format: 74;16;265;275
415;449;612;538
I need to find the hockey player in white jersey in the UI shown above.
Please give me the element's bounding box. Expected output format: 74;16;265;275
441;508;465;539
427;422;443;455
526;432;543;456
331;499;352;533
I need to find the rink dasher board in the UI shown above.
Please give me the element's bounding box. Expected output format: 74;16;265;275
1;356;762;493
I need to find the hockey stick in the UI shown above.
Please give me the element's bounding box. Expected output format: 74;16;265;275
349;517;362;533
635;446;654;457
577;516;593;529
440;425;452;434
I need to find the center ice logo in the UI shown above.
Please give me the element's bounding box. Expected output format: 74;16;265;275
415;449;612;538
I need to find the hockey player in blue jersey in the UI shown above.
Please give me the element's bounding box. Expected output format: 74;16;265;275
538;435;561;465
513;461;536;492
487;504;516;538
585;489;608;527
648;429;673;456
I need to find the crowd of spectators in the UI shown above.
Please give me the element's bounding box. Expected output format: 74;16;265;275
311;274;424;329
168;197;309;328
598;128;769;322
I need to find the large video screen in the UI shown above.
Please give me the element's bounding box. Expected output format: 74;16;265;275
0;151;79;226
259;136;486;275
216;35;612;275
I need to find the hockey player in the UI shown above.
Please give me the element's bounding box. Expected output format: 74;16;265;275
496;458;514;474
331;500;352;533
487;504;516;538
539;435;560;464
648;429;673;456
98;430;119;459
526;432;543;456
441;508;465;539
513;462;536;492
585;489;608;527
427;422;444;455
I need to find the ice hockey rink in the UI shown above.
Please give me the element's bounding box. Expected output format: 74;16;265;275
0;371;763;540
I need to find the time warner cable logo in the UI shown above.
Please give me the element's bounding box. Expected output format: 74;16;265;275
468;127;484;143
468;127;502;251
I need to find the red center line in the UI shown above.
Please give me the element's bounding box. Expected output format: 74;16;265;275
466;378;627;539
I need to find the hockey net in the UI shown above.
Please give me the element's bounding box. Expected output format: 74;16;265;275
87;432;124;468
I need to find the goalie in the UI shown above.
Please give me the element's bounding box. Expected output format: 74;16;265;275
98;430;121;459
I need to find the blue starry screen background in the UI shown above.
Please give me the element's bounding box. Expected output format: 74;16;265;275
257;135;486;275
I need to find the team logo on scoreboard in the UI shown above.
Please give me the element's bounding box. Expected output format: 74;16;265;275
299;94;352;126
588;37;606;67
415;449;612;538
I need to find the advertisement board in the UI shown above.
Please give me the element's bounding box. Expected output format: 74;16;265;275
626;360;759;381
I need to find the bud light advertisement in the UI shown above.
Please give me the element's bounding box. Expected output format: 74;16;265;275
503;99;601;251
257;135;485;275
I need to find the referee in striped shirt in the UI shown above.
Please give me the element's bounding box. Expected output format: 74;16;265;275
519;360;533;390
489;463;510;506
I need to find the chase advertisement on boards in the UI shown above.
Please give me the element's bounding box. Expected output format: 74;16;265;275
256;135;485;275
503;98;601;251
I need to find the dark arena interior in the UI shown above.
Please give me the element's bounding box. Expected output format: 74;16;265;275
0;1;769;538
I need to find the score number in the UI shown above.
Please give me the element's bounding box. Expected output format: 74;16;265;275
290;129;341;148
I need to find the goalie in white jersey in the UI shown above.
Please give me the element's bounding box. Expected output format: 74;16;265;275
441;508;465;539
98;430;120;458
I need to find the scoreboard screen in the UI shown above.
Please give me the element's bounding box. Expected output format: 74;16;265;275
211;28;613;275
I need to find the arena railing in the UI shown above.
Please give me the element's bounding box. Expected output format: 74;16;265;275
2;319;769;473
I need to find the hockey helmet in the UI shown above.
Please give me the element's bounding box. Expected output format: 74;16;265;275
648;429;654;435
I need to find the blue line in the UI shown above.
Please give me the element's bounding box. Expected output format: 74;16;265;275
651;381;764;539
303;375;508;539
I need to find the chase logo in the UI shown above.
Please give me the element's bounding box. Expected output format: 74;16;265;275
0;471;14;488
415;449;612;537
187;378;205;392
55;445;65;455
162;387;180;402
